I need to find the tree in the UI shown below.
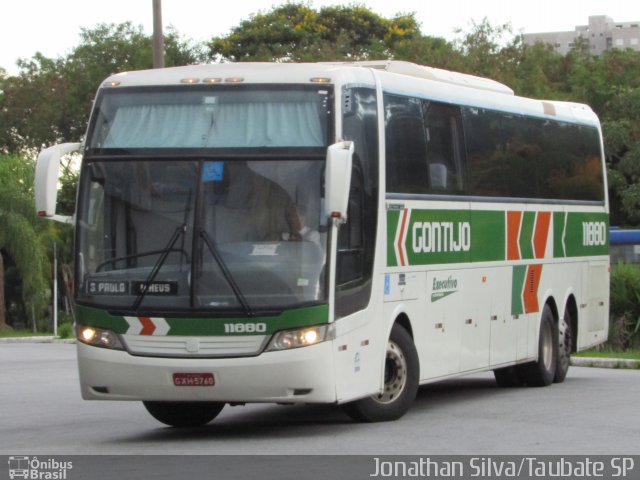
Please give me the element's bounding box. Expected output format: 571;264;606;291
0;155;49;330
0;22;203;154
208;3;423;62
602;88;640;225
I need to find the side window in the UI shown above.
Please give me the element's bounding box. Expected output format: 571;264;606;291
384;94;428;193
336;169;364;285
336;87;379;318
463;107;604;201
385;94;465;195
537;122;604;201
463;107;509;197
424;103;466;194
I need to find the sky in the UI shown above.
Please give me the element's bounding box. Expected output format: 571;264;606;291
1;0;638;74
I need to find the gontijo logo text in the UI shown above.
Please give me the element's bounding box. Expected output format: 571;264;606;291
412;221;471;253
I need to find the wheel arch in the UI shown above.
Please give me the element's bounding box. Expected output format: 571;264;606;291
543;294;559;323
394;311;414;340
384;306;419;375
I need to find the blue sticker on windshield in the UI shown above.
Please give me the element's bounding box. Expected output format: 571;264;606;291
202;161;223;182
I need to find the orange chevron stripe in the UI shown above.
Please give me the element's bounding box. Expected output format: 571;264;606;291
523;264;543;313
533;212;551;259
507;211;522;260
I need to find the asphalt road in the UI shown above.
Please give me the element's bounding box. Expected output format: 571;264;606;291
0;343;638;455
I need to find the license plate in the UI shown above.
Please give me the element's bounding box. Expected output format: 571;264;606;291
173;373;215;387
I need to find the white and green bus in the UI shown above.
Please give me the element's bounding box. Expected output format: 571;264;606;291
35;61;609;427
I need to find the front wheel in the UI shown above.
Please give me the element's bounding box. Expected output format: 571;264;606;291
143;401;225;427
518;305;558;387
342;324;419;422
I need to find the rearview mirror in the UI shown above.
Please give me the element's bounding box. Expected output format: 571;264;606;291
35;142;81;224
325;141;354;222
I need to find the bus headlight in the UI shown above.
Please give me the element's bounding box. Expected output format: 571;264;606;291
77;325;124;350
266;324;334;351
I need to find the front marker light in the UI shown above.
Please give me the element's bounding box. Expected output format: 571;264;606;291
77;325;124;350
266;324;334;351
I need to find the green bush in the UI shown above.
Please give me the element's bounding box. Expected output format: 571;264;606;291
609;263;640;349
57;322;75;339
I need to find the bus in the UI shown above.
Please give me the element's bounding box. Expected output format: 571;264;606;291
35;61;609;427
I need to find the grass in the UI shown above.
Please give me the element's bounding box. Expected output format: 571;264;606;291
573;349;640;360
0;324;75;339
0;328;53;338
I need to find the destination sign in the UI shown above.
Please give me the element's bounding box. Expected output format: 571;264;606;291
131;281;178;296
87;280;129;296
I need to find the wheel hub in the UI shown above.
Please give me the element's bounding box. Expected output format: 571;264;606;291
374;340;407;404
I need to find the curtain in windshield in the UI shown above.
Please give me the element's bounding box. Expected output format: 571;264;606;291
96;90;327;149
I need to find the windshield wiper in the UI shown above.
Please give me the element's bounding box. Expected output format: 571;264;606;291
131;225;187;311
199;230;254;317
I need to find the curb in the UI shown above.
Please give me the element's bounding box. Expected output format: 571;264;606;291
0;336;76;344
571;357;640;369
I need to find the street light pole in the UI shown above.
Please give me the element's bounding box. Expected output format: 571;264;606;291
152;0;165;68
53;242;58;337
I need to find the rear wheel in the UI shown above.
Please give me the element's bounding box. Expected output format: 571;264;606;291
143;401;225;427
518;305;557;387
342;324;419;422
554;306;573;383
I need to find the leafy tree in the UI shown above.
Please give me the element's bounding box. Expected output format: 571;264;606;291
0;155;49;330
208;3;422;62
603;88;640;225
0;22;203;154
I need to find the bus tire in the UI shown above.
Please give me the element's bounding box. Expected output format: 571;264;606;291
554;306;573;383
493;366;524;387
143;401;225;427
342;324;419;422
519;305;557;387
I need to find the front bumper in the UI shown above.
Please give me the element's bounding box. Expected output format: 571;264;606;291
77;340;337;403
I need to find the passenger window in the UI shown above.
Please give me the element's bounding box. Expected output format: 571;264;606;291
384;95;428;194
424;103;465;194
385;94;465;195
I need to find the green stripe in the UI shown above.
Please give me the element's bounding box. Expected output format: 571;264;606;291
511;265;526;316
553;212;567;257
387;209;401;267
519;212;535;259
75;304;329;336
469;210;505;262
559;212;609;257
387;207;608;267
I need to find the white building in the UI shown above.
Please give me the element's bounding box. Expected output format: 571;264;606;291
523;15;640;55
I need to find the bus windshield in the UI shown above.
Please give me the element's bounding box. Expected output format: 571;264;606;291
76;159;327;313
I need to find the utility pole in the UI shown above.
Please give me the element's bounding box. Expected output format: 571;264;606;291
53;242;58;337
152;0;165;68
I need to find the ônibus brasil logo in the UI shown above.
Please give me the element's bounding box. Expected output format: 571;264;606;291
7;456;73;480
